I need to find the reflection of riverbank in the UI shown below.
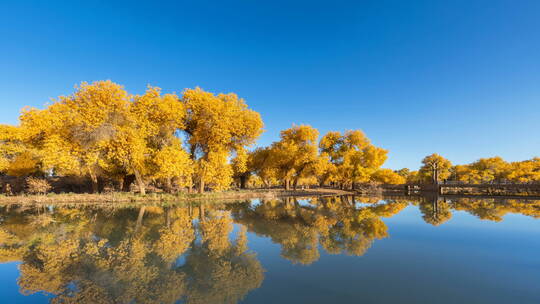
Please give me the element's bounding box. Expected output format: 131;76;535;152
366;183;540;198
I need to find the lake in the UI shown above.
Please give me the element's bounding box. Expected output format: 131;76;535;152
0;195;539;303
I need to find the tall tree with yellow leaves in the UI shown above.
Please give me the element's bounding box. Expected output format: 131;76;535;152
269;125;319;190
320;130;388;189
110;85;187;194
19;81;134;192
419;153;452;184
181;88;263;193
16;82;193;194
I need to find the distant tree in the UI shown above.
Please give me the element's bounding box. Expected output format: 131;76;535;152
507;158;540;182
319;130;388;189
419;153;452;184
371;168;406;184
395;168;410;178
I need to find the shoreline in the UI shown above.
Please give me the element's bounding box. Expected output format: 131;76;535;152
3;186;540;206
0;188;354;206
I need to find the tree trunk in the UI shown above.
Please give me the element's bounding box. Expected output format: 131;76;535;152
98;177;106;193
117;177;124;191
199;177;205;193
122;174;136;192
89;172;99;194
432;164;439;185
165;177;173;193
134;170;146;195
240;175;247;189
284;179;290;190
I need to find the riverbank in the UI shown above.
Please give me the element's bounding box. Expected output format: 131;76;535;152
0;188;354;205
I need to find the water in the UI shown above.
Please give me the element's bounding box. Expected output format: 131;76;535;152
0;195;539;303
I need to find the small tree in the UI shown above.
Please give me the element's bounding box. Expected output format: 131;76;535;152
26;177;52;195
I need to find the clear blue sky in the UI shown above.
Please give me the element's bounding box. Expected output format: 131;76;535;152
1;0;539;169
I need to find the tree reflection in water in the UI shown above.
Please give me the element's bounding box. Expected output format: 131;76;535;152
0;195;539;303
0;204;263;304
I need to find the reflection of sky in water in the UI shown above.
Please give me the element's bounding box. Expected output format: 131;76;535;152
296;199;312;207
0;262;53;303
1;197;539;304
242;203;540;304
250;199;262;208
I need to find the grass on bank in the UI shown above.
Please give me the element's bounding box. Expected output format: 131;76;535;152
0;188;353;205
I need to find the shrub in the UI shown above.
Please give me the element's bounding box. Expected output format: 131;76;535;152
26;177;52;195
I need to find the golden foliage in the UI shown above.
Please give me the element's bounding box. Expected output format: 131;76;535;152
371;168;406;184
182;87;264;192
1;81;264;194
4;204;264;304
25;177;52;194
319;130;388;187
3;79;540;193
269;124;320;189
419;153;452;183
7;151;40;177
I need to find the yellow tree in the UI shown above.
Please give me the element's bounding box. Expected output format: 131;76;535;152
151;143;193;192
342;144;388;187
231;147;250;188
311;152;337;186
405;170;421;183
18;81;133;192
181;88;263;193
451;164;472;183
395;168;410;179
248;147;278;187
419;153;452;184
112;86;187;194
0;125;38;176
0;155;8;174
467;156;510;183
6;152;40;177
17;82;190;195
269;125;319;190
507;158;540;182
371;168;406;184
320;130;388;189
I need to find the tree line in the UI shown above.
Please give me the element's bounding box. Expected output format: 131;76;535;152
405;153;540;185
0;80;539;194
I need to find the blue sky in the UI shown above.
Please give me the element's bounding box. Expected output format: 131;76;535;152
1;0;539;169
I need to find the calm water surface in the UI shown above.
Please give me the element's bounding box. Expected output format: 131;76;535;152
0;196;539;303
